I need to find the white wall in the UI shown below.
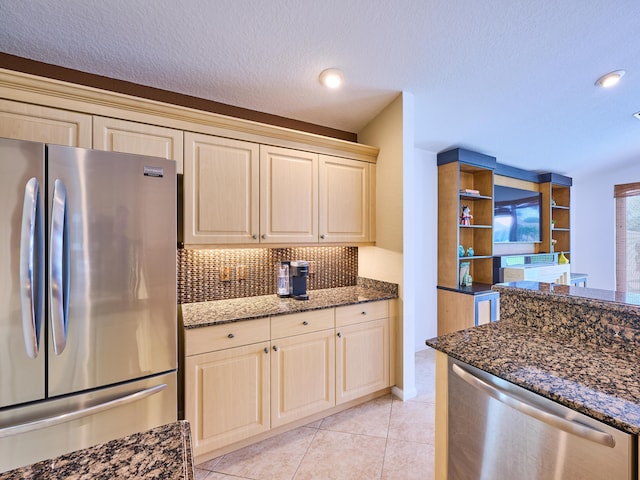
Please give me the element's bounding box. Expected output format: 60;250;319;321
358;93;416;400
571;158;640;290
412;147;438;349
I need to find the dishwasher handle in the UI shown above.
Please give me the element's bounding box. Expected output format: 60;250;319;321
451;363;616;448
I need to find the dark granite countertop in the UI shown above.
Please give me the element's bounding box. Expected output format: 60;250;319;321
495;281;640;310
427;282;640;435
181;279;398;329
0;421;194;479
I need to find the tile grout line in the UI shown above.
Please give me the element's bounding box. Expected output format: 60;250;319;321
290;422;323;480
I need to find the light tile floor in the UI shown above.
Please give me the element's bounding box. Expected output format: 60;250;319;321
195;348;436;480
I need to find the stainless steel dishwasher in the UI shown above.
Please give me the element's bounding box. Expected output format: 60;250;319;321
448;357;636;480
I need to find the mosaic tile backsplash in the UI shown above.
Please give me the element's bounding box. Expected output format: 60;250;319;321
177;246;358;304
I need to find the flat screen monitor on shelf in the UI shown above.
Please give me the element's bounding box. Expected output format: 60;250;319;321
493;185;542;243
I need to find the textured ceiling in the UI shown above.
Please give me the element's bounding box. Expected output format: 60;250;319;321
1;0;639;176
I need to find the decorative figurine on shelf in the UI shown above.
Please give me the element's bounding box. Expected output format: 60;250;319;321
460;205;473;225
458;245;465;257
466;247;474;257
558;252;569;264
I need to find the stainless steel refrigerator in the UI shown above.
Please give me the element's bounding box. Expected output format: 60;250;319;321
0;138;177;472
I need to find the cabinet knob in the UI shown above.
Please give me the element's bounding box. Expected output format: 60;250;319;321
302;321;309;326
361;311;367;315
337;332;342;338
227;333;235;339
320;234;325;240
261;234;267;240
273;345;278;352
252;234;257;240
264;347;269;354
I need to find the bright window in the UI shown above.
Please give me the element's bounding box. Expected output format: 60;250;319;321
615;182;640;292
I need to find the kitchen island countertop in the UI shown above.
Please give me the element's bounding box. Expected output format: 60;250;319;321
427;282;640;435
0;421;194;480
181;278;398;329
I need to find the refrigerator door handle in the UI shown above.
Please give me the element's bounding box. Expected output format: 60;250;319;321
19;177;44;359
452;363;616;448
0;383;167;439
50;179;70;355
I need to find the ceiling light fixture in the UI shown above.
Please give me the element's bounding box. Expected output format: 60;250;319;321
319;68;344;89
595;70;625;88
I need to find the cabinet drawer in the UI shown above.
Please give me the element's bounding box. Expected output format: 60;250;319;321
270;309;335;339
335;300;388;327
185;318;270;356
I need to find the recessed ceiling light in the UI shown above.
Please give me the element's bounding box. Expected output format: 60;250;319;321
319;68;343;89
595;70;625;88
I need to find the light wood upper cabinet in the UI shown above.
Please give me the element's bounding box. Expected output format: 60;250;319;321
319;155;373;243
93;116;184;173
0;99;91;147
183;132;260;245
260;145;318;244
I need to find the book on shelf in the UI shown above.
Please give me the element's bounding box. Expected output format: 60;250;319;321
460;188;480;196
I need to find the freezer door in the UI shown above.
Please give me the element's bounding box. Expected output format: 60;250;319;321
0;138;46;408
0;371;177;473
46;145;177;396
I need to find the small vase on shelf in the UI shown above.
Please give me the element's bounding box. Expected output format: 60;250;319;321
558;252;569;264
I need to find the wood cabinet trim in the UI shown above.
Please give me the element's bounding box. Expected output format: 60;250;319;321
0;69;378;162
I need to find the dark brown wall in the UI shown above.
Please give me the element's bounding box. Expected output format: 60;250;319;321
0;52;357;143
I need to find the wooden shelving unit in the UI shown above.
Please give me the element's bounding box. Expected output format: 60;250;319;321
437;151;573;335
540;179;571;260
437;149;498;335
438;159;495;288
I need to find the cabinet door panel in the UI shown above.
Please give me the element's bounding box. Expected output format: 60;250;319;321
184;133;259;245
0;99;91;147
185;343;270;456
319;155;370;243
336;318;389;404
93;116;183;173
260;145;318;243
271;329;335;427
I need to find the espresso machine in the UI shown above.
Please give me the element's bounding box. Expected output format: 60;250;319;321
289;260;309;300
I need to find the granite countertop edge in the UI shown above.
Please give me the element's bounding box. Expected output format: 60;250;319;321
426;323;640;436
181;281;398;329
0;421;194;479
493;282;640;314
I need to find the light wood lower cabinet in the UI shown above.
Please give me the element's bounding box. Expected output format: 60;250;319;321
270;309;335;428
183;300;391;459
270;328;335;427
437;288;499;336
184;318;270;457
335;302;390;404
185;342;270;457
